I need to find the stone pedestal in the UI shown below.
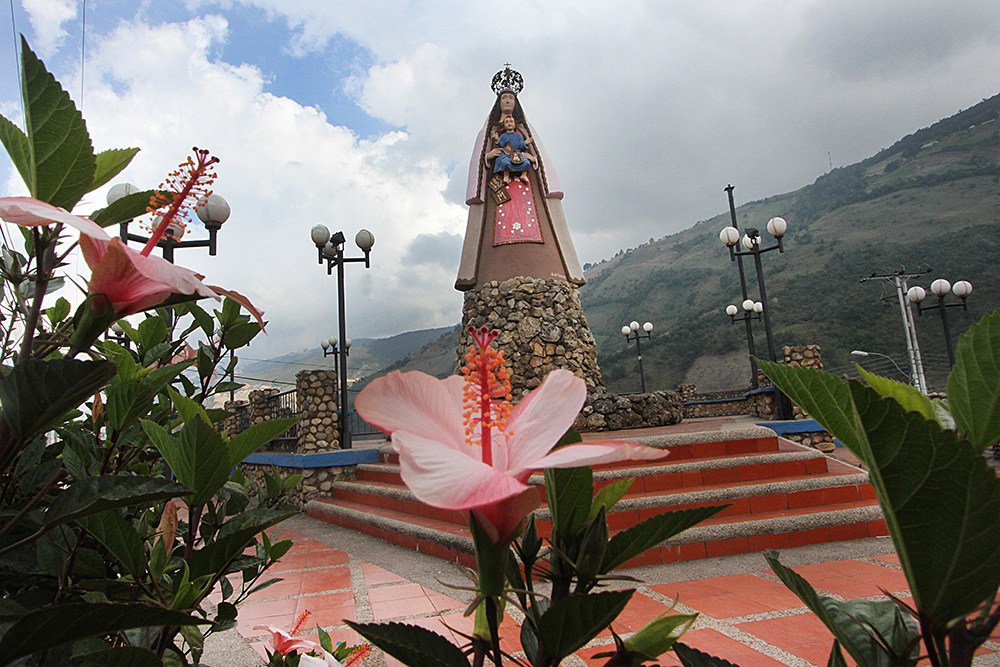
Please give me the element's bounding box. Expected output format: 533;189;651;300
459;277;605;399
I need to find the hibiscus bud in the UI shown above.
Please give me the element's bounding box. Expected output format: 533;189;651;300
156;500;179;550
91;392;104;426
68;293;116;357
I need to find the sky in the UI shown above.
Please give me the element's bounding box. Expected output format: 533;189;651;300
1;0;998;359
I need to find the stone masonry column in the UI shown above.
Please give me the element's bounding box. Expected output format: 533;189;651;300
459;277;605;400
295;369;340;452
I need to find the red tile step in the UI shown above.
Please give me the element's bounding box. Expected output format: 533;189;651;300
306;427;884;565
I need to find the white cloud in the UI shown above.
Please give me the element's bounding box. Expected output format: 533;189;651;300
20;0;78;57
1;1;997;358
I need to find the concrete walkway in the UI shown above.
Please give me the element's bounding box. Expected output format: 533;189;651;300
203;417;1000;666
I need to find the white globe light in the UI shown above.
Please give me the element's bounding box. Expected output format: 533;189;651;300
642;322;653;332
742;299;755;311
930;278;951;297
766;216;787;238
344;338;352;349
726;304;738;317
355;229;375;252
329;336;338;348
719;227;740;247
952;280;972;298
321;339;330;350
753;302;764;313
621;325;631;336
907;286;926;303
195;193;231;225
630;321;640;331
107;182;137;205
310;224;331;247
741;234;755;250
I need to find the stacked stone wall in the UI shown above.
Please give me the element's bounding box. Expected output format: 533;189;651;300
782;344;823;420
460;277;605;399
229;369;347;507
576;390;683;432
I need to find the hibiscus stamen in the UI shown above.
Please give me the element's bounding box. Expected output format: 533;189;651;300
462;326;513;466
290;610;311;636
141;147;220;256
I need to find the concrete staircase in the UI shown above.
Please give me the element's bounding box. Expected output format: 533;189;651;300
305;425;886;567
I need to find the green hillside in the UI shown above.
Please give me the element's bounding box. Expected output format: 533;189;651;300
584;94;999;393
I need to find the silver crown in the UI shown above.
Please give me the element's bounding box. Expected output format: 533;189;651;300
491;64;523;95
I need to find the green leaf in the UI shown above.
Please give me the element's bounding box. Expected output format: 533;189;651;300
18;36;96;210
947;308;1000;451
762;360;1000;629
602;505;727;572
827;643;850;667
857;367;939;425
227;418;298;466
590;477;634;521
144;418;230;506
623;611;698;660
214;602;237;633
45;476;188;526
538;591;632;660
137;316;170;351
88;190;153;227
544;467;594;537
90;147;139;192
766;551;919;667
187;510;292;580
345;621;470;667
0;602;205;665
105;363;188;432
0;358;115;441
76;510;147;579
675;643;741;667
0;114;31;188
222;322;261;350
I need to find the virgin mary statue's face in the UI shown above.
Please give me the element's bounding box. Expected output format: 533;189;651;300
499;92;516;113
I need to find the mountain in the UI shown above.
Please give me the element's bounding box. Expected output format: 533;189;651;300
582;94;999;393
237;325;455;388
246;95;999;395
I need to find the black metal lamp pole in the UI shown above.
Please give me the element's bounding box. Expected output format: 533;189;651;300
719;206;791;419
311;226;375;450
621;321;653;393
110;184;231;263
726;300;762;383
724;185;760;388
906;279;973;367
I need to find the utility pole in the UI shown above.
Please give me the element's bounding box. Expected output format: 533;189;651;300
860;269;930;393
724;185;760;389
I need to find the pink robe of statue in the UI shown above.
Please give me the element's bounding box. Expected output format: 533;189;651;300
455;115;585;291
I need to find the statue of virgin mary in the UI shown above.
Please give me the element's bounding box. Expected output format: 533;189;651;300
455;66;586;291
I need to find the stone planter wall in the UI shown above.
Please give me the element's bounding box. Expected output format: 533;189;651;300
240;463;355;509
228;369;348;506
576;390;683;432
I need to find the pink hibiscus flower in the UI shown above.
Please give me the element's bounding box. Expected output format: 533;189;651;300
356;327;668;544
0;150;264;327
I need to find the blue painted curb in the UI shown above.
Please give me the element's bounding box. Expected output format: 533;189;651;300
243;448;380;468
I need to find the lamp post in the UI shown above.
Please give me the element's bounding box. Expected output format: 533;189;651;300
906;278;973;367
108;183;231;263
310;226;375;450
725;299;763;388
851;349;910;382
719;209;791;419
621;320;653;393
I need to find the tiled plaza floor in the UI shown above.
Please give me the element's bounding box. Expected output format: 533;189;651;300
226;521;1000;666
